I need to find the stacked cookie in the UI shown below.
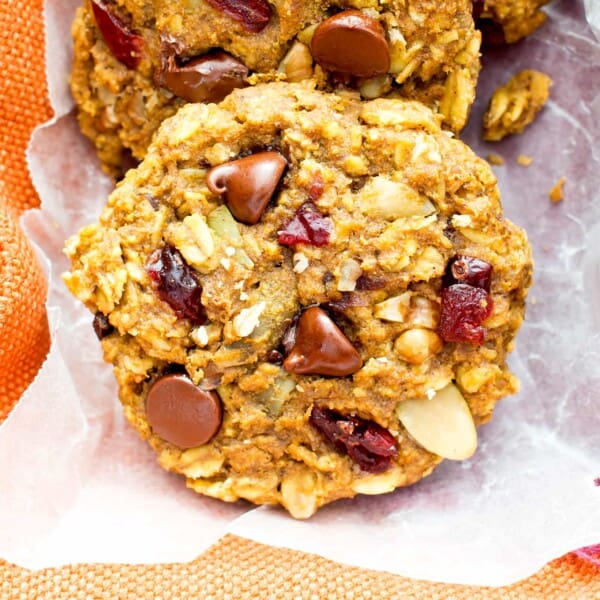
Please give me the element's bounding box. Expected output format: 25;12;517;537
65;1;536;517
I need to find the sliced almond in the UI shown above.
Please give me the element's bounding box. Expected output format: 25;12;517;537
395;383;477;460
374;292;411;322
359;176;436;220
352;466;406;495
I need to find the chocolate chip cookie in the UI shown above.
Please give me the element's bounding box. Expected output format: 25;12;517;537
474;0;550;45
70;0;481;177
64;82;532;518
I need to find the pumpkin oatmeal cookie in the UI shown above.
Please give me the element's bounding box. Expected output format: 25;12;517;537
70;0;480;177
483;69;552;141
474;0;551;45
64;83;531;518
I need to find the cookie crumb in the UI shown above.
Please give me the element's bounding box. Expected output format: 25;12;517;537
483;70;553;141
549;176;566;203
487;153;505;166
517;154;534;166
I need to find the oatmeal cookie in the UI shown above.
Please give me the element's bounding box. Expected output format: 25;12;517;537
474;0;551;45
64;83;532;518
483;69;552;141
70;0;480;177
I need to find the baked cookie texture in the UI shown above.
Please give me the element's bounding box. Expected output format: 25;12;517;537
483;69;552;141
64;83;532;518
474;0;551;45
70;0;480;177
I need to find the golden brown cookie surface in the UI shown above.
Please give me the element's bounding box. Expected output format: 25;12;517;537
65;83;532;518
474;0;550;45
70;0;481;177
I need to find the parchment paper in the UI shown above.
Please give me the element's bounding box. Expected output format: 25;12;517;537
0;0;598;586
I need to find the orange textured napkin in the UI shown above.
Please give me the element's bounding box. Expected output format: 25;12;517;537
0;0;599;597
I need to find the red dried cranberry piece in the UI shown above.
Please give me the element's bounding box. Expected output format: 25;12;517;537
355;274;386;291
147;245;207;325
278;202;332;247
204;0;272;33
307;173;325;202
310;406;398;473
91;0;144;70
445;255;493;292
437;284;493;345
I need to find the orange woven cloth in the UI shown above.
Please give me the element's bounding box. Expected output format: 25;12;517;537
0;0;598;597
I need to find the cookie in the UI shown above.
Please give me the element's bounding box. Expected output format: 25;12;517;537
64;82;532;518
70;0;481;177
474;0;550;45
483;69;552;141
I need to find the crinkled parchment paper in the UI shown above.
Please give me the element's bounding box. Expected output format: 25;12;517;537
0;0;598;586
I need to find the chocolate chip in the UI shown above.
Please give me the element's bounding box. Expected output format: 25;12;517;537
93;312;114;340
206;151;287;224
310;10;390;78
145;374;222;449
283;306;362;376
156;44;248;103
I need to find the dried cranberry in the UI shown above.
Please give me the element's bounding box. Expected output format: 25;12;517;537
91;0;144;70
146;245;207;325
278;202;332;247
307;173;325;202
93;312;114;340
355;274;386;291
437;284;493;345
204;0;272;33
444;255;493;292
310;406;398;473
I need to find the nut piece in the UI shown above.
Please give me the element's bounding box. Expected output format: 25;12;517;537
359;176;436;220
351;466;406;495
394;328;443;365
374;292;411;323
483;70;553;141
395;383;477;460
278;41;313;83
233;302;266;338
337;258;362;292
280;469;317;519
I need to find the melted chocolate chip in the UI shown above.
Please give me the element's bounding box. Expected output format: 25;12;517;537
283;306;362;377
156;41;248;103
206;151;287;224
145;373;222;448
93;312;114;340
311;10;390;78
